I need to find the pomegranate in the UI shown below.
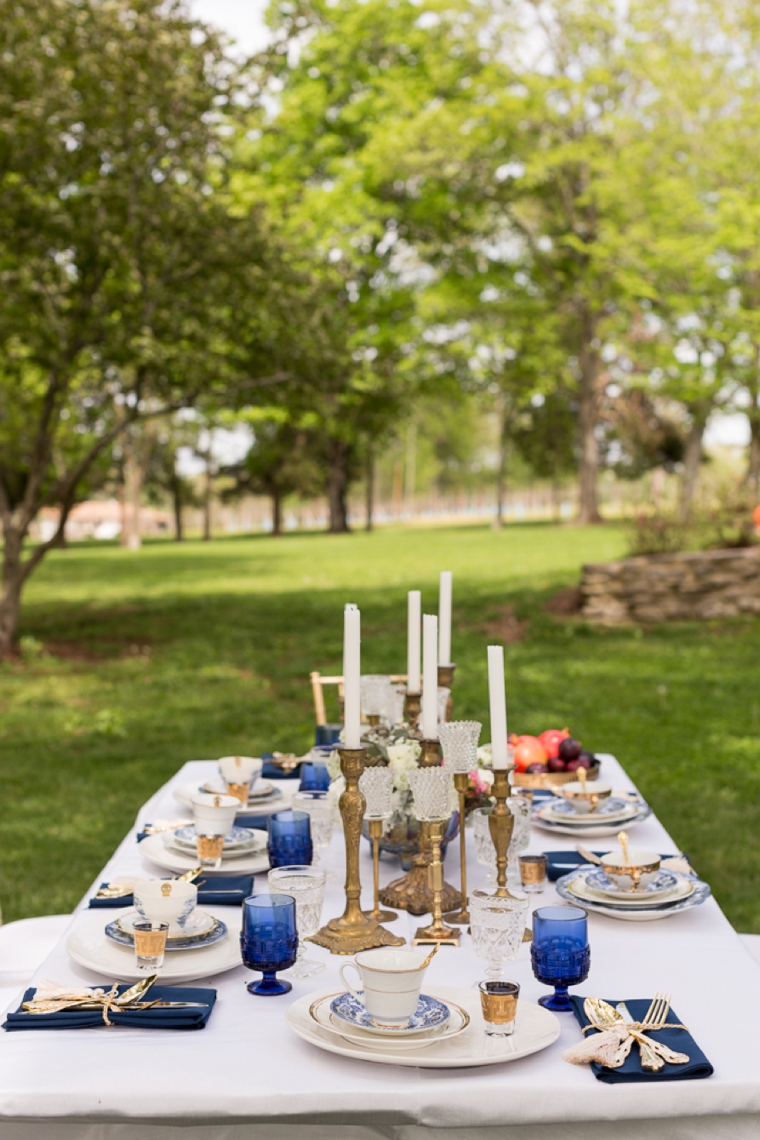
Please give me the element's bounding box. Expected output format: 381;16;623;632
537;728;570;760
510;734;548;772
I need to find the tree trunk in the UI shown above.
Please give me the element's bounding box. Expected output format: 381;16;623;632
0;527;26;652
577;310;602;524
272;488;282;537
365;446;374;533
171;473;184;542
123;456;143;550
203;453;212;541
327;439;350;534
679;412;708;520
494;395;508;529
745;383;760;496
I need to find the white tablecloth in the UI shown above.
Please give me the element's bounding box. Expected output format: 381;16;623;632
1;755;759;1140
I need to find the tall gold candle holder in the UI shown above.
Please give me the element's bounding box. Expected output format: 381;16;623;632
403;690;421;730
309;746;404;954
411;819;460;947
438;719;481;926
488;765;517;897
379;739;460;915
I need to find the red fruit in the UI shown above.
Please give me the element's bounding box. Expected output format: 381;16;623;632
525;762;548;774
558;737;582;762
537;728;570;760
576;752;594;769
510;734;548;772
565;758;583;772
547;755;566;773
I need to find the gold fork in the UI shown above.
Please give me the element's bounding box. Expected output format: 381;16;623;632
642;991;670;1029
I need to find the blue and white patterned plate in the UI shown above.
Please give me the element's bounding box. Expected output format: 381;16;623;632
105;909;229;952
330;992;450;1036
541;797;642;823
584;868;678;899
532;800;651;837
170;825;259;852
556;868;710;921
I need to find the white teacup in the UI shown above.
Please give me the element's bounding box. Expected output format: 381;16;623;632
218;755;262;785
133;879;197;935
339;948;430;1025
601;848;661;891
191;793;239;838
560;781;612;814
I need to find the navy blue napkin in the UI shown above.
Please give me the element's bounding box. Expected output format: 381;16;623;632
4;984;216;1031
569;997;713;1083
261;753;301;780
89;875;253;909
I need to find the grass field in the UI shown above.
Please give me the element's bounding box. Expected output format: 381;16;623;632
2;520;759;932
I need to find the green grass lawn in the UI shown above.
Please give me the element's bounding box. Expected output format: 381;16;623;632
2;520;759;932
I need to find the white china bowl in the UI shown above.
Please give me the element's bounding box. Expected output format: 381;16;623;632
559;781;613;814
191;793;239;837
133;879;198;934
600;848;661;890
218;755;262;785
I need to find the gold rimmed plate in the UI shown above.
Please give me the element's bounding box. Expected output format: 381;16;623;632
309;991;470;1052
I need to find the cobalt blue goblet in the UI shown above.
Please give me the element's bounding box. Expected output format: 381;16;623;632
241;893;299;995
299;763;331;793
530;904;590;1012
267;810;313;868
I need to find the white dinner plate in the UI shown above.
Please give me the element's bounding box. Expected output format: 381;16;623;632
540;797;643;826
138;832;270;876
66;908;244;982
170;825;262;854
531;802;651;837
556;870;711;921
566;871;695;909
173;780;288;817
286;985;560;1068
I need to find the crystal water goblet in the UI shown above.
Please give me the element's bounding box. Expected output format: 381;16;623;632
267;865;327;977
469;888;529;979
292;793;334;864
241;893;298;996
530;904;590;1011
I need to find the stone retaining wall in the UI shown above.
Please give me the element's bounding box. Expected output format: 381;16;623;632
580;546;760;624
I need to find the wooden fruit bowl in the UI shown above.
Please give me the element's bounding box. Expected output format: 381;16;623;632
512;761;601;790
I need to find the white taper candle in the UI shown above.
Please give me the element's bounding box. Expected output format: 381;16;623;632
438;571;453;665
421;613;439;739
487;644;508;768
407;590;421;693
343;604;361;750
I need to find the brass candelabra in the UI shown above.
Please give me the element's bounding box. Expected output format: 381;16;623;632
446;770;471;924
412;817;460;947
488;763;533;941
309;746;404;954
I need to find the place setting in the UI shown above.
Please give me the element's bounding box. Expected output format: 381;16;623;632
173;755;289;817
530;771;652;837
554;833;711;921
138;788;270;876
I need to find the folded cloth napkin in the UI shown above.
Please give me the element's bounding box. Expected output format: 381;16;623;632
568;997;713;1083
89;874;253;909
4;983;216;1031
261;753;301;780
544;851;684;882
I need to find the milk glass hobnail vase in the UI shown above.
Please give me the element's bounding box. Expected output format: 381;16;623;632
472;799;531;880
267;866;327;978
407;767;451;823
470;889;530;979
359;765;394;819
438;720;482;775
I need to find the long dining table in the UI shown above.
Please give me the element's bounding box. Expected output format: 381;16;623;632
0;752;759;1140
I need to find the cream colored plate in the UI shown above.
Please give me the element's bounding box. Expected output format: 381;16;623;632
65;908;243;982
309;992;470;1052
138;832;270;876
567;871;695;908
287;986;560;1069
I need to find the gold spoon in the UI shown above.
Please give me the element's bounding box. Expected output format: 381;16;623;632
419;942;441;969
617;831;630;865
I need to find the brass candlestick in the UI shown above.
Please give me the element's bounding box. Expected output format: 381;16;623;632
489;765;517;897
412;818;460;946
363;817;398;923
309;746;404;954
446;770;471;924
437;663;456;721
403;690;421;730
367;714;381;727
378;739;459;915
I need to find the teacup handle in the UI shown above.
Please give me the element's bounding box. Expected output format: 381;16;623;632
338;961;363;1000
